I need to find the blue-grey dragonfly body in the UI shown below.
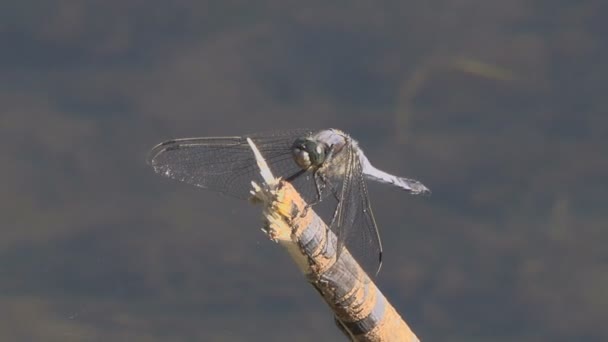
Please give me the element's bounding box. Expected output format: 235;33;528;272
147;129;430;278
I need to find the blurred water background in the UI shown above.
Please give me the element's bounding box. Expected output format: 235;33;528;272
1;1;606;341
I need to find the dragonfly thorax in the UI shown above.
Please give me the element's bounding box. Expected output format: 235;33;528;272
291;137;327;170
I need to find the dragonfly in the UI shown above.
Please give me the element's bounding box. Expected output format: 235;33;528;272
147;129;430;279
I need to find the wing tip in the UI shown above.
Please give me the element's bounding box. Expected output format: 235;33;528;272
146;140;175;166
376;251;383;276
146;139;192;166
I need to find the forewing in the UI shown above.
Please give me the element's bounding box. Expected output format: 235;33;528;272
330;142;383;280
147;129;314;199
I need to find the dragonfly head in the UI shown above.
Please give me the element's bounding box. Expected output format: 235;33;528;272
291;138;327;170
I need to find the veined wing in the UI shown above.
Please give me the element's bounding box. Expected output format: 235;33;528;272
330;140;383;280
147;129;314;199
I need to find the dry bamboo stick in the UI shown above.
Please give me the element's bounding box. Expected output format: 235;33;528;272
248;138;420;342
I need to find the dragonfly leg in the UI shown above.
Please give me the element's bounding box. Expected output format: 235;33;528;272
301;169;326;217
285;169;306;182
301;144;335;217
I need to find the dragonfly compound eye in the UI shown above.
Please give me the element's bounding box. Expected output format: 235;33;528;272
292;146;311;169
292;138;326;169
309;142;326;166
291;138;313;169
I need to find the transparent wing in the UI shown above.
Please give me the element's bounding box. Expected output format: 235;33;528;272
147;129;316;199
148;128;383;280
330;142;383;281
